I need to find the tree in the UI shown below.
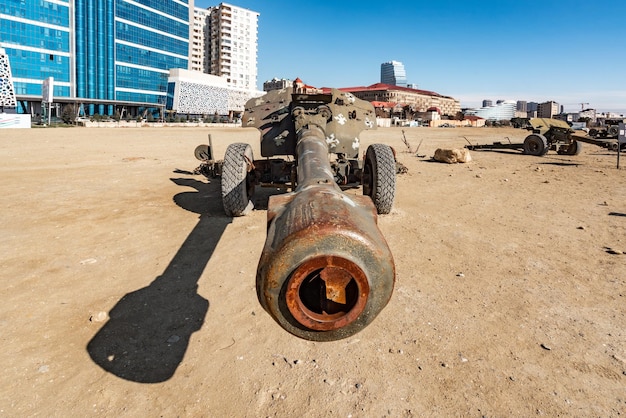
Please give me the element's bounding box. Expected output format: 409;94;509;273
61;104;78;124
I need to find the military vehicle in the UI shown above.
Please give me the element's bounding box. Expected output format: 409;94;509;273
194;83;396;341
466;117;623;155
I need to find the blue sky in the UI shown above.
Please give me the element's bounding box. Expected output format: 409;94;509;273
195;1;626;114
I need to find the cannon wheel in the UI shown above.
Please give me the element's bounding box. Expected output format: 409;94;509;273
562;140;583;155
523;134;549;156
363;144;396;214
221;143;254;216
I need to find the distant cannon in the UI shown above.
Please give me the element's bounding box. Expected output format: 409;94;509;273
195;84;397;340
465;118;623;155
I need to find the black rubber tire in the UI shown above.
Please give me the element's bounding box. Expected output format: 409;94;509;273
563;141;583;155
221;143;254;216
589;128;598;138
523;134;549;156
608;126;619;137
363;144;396;214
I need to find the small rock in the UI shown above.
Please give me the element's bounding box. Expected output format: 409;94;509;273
475;174;482;178
540;343;551;351
355;383;362;389
38;365;50;373
577;226;585;230
456;273;465;278
167;335;180;343
80;258;97;265
293;359;301;365
89;311;108;322
600;201;609;206
606;248;623;255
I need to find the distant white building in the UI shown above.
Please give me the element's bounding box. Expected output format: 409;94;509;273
166;69;262;116
263;77;292;92
464;100;516;121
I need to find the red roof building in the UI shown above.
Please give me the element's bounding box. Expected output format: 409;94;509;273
322;83;460;116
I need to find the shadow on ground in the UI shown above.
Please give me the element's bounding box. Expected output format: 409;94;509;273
87;176;230;383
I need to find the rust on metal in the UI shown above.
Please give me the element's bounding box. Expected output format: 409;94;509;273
285;256;370;331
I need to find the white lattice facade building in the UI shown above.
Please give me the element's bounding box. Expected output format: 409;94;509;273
0;48;17;107
167;68;262;115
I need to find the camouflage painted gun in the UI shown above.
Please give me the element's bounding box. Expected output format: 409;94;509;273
200;83;397;341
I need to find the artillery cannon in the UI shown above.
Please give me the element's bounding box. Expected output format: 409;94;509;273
466;117;623;155
196;84;397;341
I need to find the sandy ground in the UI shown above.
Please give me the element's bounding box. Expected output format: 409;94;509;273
1;125;624;417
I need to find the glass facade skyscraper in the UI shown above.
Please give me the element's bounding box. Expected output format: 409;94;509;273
380;60;407;87
0;0;72;99
0;0;190;115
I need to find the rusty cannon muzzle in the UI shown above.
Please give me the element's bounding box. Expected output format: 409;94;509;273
257;125;395;341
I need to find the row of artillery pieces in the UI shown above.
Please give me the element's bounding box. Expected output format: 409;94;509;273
465;118;624;157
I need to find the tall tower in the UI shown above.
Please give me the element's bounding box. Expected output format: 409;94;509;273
380;61;407;87
207;3;259;91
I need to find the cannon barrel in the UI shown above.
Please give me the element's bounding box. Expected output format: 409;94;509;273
256;124;395;341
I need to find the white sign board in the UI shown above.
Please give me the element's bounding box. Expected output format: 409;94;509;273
619;123;625;144
0;113;31;129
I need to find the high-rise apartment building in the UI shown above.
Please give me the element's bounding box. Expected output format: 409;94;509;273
380;60;407;87
537;101;560;118
207;3;258;91
482;99;493;107
191;7;210;73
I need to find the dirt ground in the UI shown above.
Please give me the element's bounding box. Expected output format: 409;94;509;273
1;125;624;417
